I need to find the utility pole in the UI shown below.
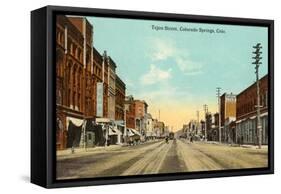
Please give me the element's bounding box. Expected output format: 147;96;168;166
196;110;199;135
216;87;222;143
203;104;208;141
252;43;263;149
123;105;127;144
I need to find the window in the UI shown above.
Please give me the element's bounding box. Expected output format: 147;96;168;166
78;94;80;110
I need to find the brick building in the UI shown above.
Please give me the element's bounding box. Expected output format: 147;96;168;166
56;15;125;149
56;15;93;150
124;96;149;135
220;93;236;142
107;56;116;121
92;48;109;118
124;95;136;129
134;100;148;134
115;75;126;121
236;74;268;145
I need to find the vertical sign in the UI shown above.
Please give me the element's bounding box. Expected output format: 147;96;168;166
96;82;103;117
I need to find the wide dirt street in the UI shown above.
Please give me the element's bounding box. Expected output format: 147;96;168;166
57;139;268;179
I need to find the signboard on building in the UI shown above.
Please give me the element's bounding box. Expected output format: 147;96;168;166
96;82;103;117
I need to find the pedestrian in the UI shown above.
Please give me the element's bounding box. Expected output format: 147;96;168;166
165;136;169;144
71;146;75;154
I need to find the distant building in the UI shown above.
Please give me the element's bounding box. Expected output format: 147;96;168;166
206;113;219;141
220;93;236;142
124;95;136;130
154;121;165;137
144;113;153;132
182;124;189;138
134;100;148;134
188;120;197;135
236;75;268;145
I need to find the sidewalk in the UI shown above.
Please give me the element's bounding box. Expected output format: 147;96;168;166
56;140;159;159
194;140;268;149
57;144;123;158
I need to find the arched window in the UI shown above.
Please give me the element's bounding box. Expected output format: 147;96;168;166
56;49;64;77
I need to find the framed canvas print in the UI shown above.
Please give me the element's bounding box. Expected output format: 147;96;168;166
31;5;274;188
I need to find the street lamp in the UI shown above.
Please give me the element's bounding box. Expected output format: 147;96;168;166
252;43;262;149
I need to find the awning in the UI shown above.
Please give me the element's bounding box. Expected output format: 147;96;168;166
126;128;135;137
250;115;257;120
109;126;122;136
131;128;142;136
126;128;141;137
66;117;84;130
260;112;268;117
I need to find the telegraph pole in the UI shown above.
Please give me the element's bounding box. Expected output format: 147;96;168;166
252;43;263;149
203;104;208;141
196;110;199;135
216;87;221;143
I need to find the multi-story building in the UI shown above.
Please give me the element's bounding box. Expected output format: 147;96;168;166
144;113;153;132
204;113;219;141
92;47;102;117
56;15;122;149
115;75;126;121
220;93;236;142
144;113;155;139
107;56;116;121
124;95;136;130
236;74;268;145
134;100;148;134
56;15;93;150
101;51;109;118
153;120;165;137
188;120;197;135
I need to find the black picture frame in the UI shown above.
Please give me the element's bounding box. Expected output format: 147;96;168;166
31;5;274;188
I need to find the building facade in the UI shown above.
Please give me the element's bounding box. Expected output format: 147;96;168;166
134;100;148;134
56;15;126;149
107;56;116;121
56;15;93;150
115;75;126;121
154;120;165;137
124;95;136;130
220;93;236;142
236;74;268;145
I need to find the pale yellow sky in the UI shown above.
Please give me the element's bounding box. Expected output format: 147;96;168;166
147;99;218;132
